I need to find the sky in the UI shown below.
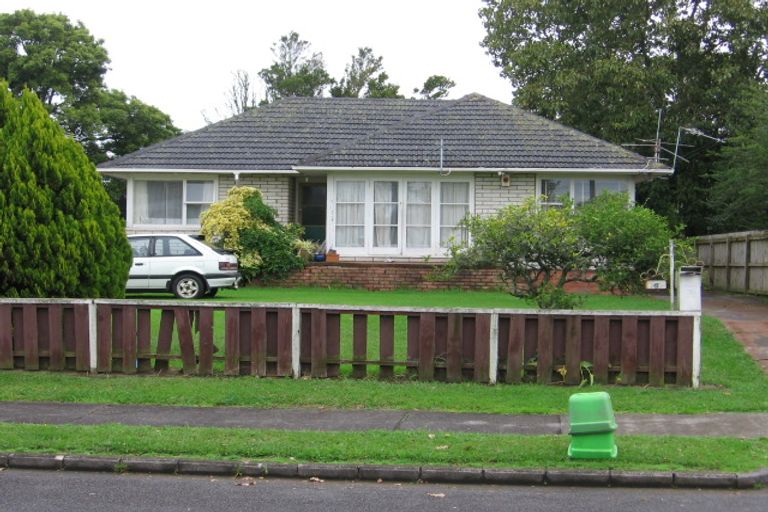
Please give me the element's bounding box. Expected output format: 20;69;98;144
3;0;513;132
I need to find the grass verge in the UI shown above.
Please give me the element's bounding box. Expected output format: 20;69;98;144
0;422;765;473
0;317;765;413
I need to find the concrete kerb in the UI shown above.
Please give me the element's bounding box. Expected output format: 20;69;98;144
1;452;766;489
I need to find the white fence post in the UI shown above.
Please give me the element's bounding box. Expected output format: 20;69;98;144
88;300;97;373
489;312;499;384
678;266;703;388
291;305;301;378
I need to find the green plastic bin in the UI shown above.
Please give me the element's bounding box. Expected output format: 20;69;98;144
567;392;618;459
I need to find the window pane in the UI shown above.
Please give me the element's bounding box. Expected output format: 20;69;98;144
186;181;214;202
594;180;627;195
440;227;466;246
336;226;364;247
374;227;398;247
128;238;151;257
374;181;398;202
441;205;468;226
542;179;569;203
406;227;431;248
337;204;364;225
134;181;182;224
186;204;210;225
155;237;199;257
407;182;431;203
573;179;593;206
337;181;365;202
406;204;430;225
374;204;398;224
441;182;469;203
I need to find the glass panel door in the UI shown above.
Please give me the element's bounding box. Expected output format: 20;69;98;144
373;181;398;248
406;181;431;249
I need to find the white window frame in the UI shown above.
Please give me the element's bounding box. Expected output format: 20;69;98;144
327;173;474;258
537;175;635;208
126;174;218;229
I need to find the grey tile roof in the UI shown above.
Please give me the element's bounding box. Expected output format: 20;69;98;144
99;94;656;171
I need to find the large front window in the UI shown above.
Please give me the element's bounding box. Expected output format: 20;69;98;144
133;179;215;226
541;178;629;207
331;177;471;255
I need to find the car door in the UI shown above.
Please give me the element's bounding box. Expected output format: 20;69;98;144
127;237;152;289
147;236;204;289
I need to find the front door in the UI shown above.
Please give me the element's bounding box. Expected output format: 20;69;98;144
299;182;327;242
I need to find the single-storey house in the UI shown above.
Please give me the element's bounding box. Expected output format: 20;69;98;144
99;93;669;262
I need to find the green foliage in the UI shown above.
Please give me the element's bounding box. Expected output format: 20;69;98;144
479;0;768;234
415;75;456;99
0;9;180;169
708;84;768;232
258;31;334;103
0;85;132;298
447;193;679;308
200;186;304;280
330;47;401;98
577;193;677;294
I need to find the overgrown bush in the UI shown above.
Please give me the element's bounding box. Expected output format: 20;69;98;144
200;186;306;281
446;193;683;308
0;85;132;298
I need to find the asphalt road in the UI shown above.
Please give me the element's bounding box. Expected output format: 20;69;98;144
1;469;767;512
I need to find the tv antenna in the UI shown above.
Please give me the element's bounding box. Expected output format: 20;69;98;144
622;109;693;165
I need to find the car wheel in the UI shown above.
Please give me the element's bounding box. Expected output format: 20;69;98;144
205;288;218;298
172;274;205;299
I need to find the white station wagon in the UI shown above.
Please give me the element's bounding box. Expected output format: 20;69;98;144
127;234;240;299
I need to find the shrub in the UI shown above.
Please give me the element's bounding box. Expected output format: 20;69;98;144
200;186;305;280
0;85;132;298
446;193;682;308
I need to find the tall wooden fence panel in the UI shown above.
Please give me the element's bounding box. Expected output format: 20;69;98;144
696;230;768;294
0;299;699;386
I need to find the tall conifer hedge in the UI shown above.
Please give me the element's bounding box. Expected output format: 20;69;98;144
0;84;132;297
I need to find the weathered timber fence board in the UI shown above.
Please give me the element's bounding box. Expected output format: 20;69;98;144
0;299;699;386
696;230;768;294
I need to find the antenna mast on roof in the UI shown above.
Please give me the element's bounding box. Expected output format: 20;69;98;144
439;138;451;176
622;109;693;167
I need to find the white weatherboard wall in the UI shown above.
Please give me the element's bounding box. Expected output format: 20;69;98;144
218;174;294;224
474;173;535;217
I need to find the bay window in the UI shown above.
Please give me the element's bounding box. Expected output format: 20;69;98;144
330;176;472;256
132;179;215;226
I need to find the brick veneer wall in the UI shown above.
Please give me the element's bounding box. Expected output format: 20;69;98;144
218;174;294;223
263;262;602;293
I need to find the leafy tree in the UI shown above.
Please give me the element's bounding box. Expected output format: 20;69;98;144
415;75;456;99
0;9;108;113
0;84;132;298
0;10;180;166
258;31;334;103
708;84;768;232
200;186;306;280
479;0;768;234
331;47;403;98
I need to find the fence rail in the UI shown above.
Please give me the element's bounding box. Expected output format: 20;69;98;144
696;230;768;295
0;299;700;386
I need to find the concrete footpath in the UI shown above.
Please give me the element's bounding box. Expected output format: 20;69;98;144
2;401;768;438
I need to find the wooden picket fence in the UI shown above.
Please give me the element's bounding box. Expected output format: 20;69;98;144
0;299;699;386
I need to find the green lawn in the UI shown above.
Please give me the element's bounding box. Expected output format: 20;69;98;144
130;286;671;311
1;422;765;473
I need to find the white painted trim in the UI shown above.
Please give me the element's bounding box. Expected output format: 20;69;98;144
692;314;701;388
88;302;97;373
295;165;670;175
100;167;298;175
291;306;302;379
489;313;499;384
